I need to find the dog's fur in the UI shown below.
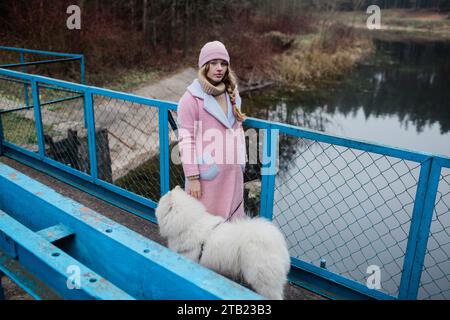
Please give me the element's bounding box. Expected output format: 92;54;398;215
155;186;291;300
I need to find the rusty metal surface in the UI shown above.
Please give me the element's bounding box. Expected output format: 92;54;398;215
0;249;61;300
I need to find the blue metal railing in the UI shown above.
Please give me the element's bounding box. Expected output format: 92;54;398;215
0;61;449;299
0;46;85;84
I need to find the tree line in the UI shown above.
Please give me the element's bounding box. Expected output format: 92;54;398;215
337;0;450;10
1;0;448;85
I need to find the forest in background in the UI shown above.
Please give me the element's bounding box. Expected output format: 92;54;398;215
1;1;449;87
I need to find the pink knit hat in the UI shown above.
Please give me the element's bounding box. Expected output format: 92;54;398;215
198;41;230;69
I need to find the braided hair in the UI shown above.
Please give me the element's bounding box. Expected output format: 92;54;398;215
200;64;246;122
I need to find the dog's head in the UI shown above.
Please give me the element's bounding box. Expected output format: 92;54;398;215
155;186;205;238
155;187;175;229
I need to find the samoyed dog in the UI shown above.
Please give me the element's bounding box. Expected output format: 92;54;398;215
155;186;291;300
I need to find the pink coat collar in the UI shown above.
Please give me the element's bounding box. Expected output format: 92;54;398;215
187;79;242;129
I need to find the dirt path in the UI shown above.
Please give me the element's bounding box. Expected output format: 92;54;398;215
132;67;197;102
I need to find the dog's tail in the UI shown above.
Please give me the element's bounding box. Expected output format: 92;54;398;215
239;221;291;300
240;250;289;300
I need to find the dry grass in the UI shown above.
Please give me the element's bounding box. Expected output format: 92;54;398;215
273;26;373;89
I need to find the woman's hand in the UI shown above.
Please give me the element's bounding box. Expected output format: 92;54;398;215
187;179;202;199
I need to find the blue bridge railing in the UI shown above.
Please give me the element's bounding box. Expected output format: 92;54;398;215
0;48;448;300
0;46;85;84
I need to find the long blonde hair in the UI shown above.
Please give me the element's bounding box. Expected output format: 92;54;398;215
199;64;246;122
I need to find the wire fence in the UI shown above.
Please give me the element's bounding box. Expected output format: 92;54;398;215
0;74;37;152
272;134;421;298
93;95;161;200
419;168;450;299
0;52;449;300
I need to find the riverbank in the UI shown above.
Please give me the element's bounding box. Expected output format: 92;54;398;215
109;25;375;94
105;9;450;93
270;28;374;90
337;9;450;42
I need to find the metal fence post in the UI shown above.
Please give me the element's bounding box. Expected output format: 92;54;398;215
0;112;4;156
19;51;30;107
84;89;98;181
80;55;85;84
31;78;45;159
159;107;170;196
399;157;441;299
259;126;279;220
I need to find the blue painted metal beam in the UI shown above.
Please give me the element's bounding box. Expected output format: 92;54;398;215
2;139;158;214
289;257;396;300
0;162;264;300
80;55;85;84
0;46;84;59
159;107;170;196
0;209;134;300
260;127;278;220
0;57;81;69
0;112;3;156
1;143;158;223
84;90;98;180
36;224;75;243
243;117;445;163
0;249;61;300
1;46;85;87
399;158;442;299
30;79;45;159
19;51;30;108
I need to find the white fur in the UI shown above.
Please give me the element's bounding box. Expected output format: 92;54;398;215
155;186;291;300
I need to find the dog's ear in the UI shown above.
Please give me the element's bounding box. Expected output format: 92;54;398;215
162;191;173;211
174;185;181;190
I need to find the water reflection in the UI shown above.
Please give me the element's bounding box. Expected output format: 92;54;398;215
242;39;450;299
243;40;450;157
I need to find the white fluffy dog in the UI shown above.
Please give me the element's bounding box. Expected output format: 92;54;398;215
155;186;291;300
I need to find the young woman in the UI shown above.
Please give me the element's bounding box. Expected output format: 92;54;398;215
177;40;247;220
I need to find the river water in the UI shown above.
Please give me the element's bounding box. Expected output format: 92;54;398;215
241;39;450;299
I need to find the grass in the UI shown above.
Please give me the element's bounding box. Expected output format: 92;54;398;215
272;8;450;90
114;142;184;201
102;69;162;92
273;29;374;89
1;112;53;146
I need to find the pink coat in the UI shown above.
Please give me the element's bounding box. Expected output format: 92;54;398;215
177;79;246;220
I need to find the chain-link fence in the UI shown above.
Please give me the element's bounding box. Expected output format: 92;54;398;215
259;122;449;300
0;46;85;159
0;73;174;232
1;54;449;300
419;167;450;299
93;95;161;200
272;133;420;298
